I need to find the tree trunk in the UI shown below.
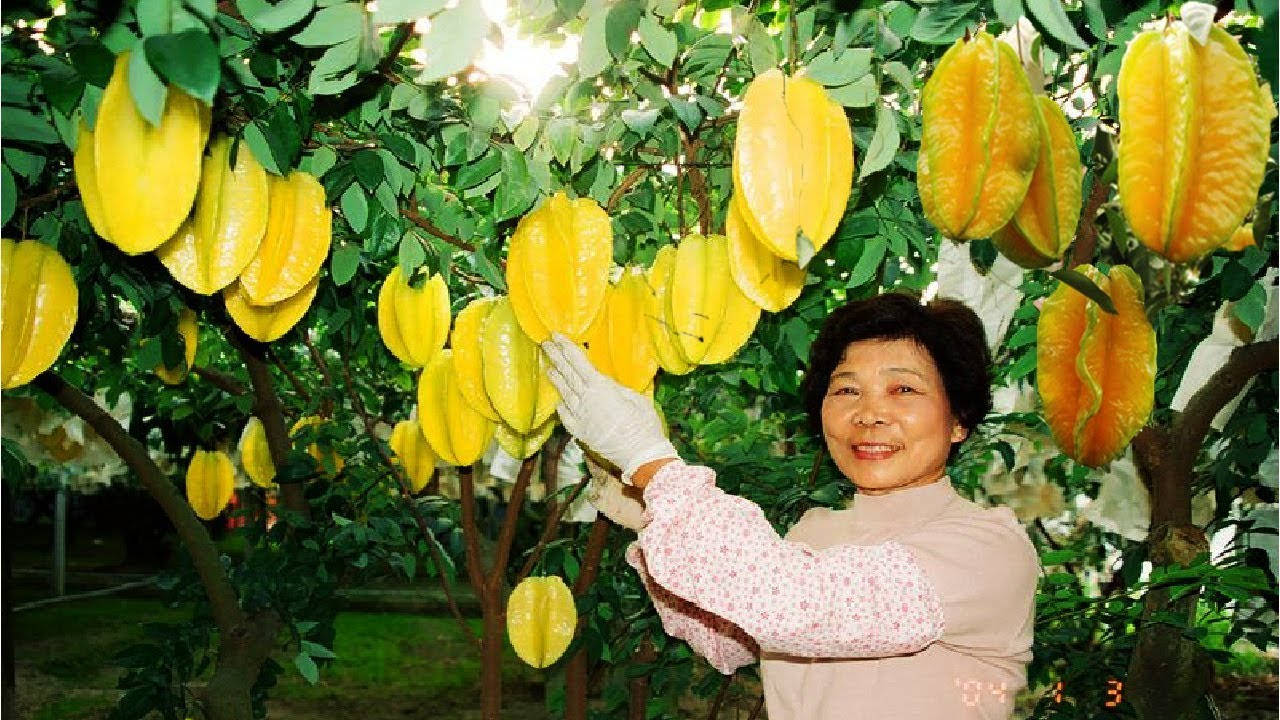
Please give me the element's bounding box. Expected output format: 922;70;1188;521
202;611;282;720
565;518;611;720
1126;429;1213;720
628;636;656;720
479;593;505;720
2;479;15;719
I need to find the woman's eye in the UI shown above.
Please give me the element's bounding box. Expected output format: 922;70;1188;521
894;385;918;394
831;387;857;396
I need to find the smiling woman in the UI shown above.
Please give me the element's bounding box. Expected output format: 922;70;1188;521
543;291;1038;720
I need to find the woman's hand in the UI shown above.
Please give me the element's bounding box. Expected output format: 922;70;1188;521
541;333;678;484
584;454;647;531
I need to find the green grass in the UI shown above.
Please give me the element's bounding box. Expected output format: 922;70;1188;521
17;597;549;719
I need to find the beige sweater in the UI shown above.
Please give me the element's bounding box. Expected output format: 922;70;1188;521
625;461;1040;720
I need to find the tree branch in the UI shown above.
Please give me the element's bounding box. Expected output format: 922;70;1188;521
33;373;245;634
1068;170;1113;268
301;333;335;416
228;329;311;518
267;347;312;405
459;467;490;602
514;473;591;585
192;366;247;396
401;205;476;252
607;168;649;214
1171;339;1278;469
486;456;535;596
334;352;479;647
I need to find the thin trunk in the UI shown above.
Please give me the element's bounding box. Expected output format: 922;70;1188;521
565;518;611;720
628;636;656;720
3;479;15;719
1124;341;1276;719
479;594;505;720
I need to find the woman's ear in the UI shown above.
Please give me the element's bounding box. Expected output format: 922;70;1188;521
950;422;968;444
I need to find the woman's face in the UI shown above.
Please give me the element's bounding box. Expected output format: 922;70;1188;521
820;338;967;495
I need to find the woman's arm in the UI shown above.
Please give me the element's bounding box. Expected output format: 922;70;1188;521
631;460;946;659
628;457;677;489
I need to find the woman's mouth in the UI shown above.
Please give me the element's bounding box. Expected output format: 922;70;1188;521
851;443;901;460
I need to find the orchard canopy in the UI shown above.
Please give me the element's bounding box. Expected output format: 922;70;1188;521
1;0;1277;719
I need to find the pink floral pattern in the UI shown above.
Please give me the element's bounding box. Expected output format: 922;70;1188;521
624;460;946;673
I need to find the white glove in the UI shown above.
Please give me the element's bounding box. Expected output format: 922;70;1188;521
584;453;647;531
541;333;678;484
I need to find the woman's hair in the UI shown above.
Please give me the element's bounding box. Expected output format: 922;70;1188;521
801;292;993;460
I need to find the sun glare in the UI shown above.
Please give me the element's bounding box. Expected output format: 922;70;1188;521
472;0;580;101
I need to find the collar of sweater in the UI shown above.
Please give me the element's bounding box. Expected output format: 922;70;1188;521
846;476;958;529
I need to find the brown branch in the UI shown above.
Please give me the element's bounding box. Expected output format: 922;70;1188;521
1068;174;1112;268
33;373;246;634
17;181;73;210
486;456;536;596
608;168;649;213
192;366;247;396
228;329;311;518
301;333;335;416
679;131;712;235
1035;517;1078;576
267;347;312;405
706;674;735;720
1170;339;1278;470
459;467;490;602
401;205;476;252
335;352;479;647
514;474;591;585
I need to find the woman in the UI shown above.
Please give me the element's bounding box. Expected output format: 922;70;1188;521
542;292;1040;720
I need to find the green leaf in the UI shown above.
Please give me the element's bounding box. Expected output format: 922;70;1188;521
454;148;500;188
512;114;539;150
620;108;658;137
293;651;320;684
242;123;283;175
578;9;609;78
638;13;677;67
398;232;426;275
1080;0;1106;39
847;235;886;288
494;145;537;222
1232;282;1267;335
605;0;643;60
667;97;701;131
4;149;45;182
993;0;1023;28
858;103;899;180
308;37;360;95
340;184;368;232
910;2;977;44
415;0;489;83
555;0;584;21
300;640;337;659
372;0;444;24
1;165;15;227
127;50;167;127
237;0;315;33
0;108;59;144
546;117;576;165
804;47;871;87
342;152;378;192
881;60;914;93
826;73;876;107
144;30;219;104
1049;268;1117;314
308;146;337;178
1025;0;1089;50
135;0;174;36
292;2;364;46
330;244;361;285
746;17;777;76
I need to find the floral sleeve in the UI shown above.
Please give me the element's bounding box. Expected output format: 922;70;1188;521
626;460;946;659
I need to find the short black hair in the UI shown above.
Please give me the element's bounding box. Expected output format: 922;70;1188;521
801;292;993;462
